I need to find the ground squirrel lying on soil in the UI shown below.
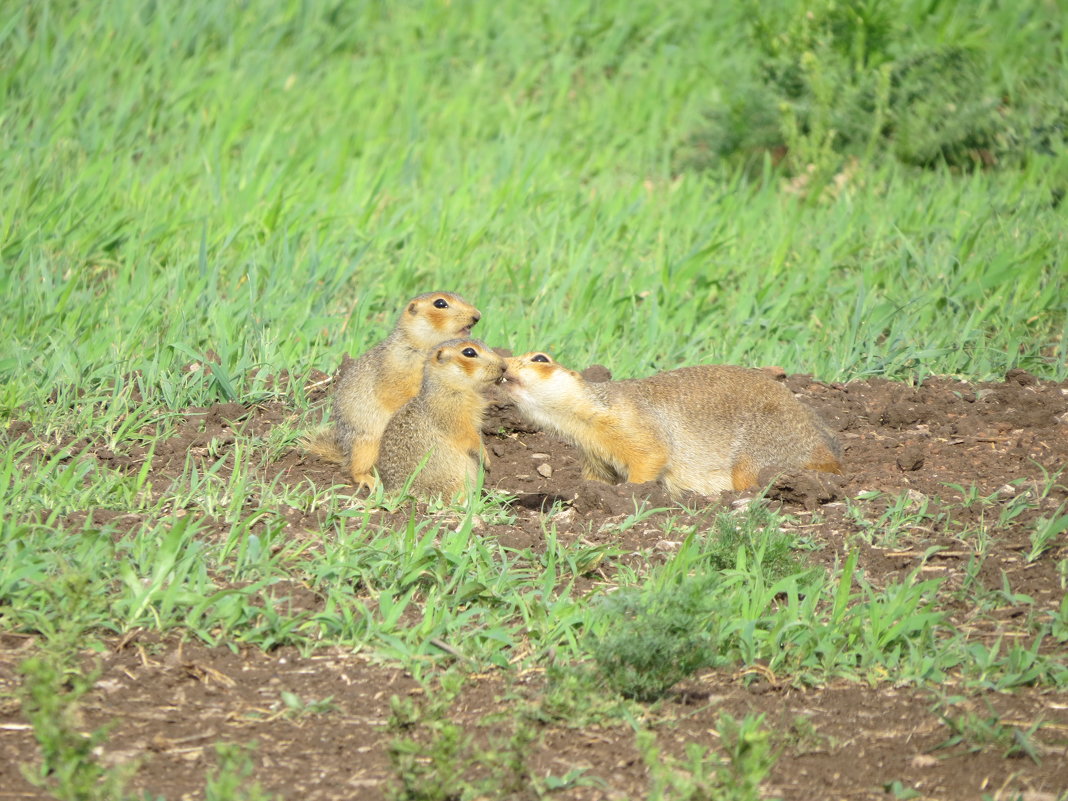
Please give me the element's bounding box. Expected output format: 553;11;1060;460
376;338;507;501
501;352;842;496
306;291;481;489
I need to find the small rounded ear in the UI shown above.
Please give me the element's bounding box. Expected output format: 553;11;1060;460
408;302;418;314
435;347;449;363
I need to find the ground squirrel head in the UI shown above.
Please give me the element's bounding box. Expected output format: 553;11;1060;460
428;338;507;394
501;351;587;417
402;292;481;348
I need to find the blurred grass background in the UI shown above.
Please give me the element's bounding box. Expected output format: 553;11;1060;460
2;0;1066;421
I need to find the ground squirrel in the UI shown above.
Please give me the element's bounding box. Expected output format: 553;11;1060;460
501;352;842;496
376;338;507;501
307;292;481;488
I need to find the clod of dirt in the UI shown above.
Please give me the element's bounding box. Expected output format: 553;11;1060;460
207;403;249;426
566;480;675;516
5;420;31;440
484;401;538;434
759;468;845;510
1005;368;1038;387
879;400;925;428
896;444;925;472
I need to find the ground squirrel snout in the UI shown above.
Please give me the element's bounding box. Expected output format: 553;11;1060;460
377;338;506;501
502;351;842;497
305;291;480;489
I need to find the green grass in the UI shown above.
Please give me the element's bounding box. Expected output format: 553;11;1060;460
3;0;1068;796
2;0;1066;425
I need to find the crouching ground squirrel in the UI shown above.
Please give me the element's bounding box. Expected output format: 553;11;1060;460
306;291;481;489
501;352;842;497
376;339;507;501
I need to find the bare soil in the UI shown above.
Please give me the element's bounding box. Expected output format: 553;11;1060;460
2;367;1067;800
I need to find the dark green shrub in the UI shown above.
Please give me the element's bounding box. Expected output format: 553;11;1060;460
678;0;1067;176
590;577;719;702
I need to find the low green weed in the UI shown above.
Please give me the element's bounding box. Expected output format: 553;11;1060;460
590;524;964;695
702;502;806;580
639;729;719;801
715;713;778;801
883;781;922;800
16;573;132;801
275;691;337;720
1053;596;1068;642
590;575;720;701
845;489;945;549
205;743;278;801
524;664;635;728
639;712;776;801
931;696;1045;764
962;635;1068;691
1027;504;1068;563
780;714;836;756
386;675;470;801
18;653;132;801
385;672;544;801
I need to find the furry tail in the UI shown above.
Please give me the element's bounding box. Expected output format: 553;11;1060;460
302;426;344;464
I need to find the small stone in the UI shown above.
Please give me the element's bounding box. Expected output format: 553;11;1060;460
536;463;553;478
531;452;550;459
551;507;575;526
458;514;485;532
904;489;928;507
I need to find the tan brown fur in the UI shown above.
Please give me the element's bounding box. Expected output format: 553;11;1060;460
376;339;507;501
304;292;480;489
502;353;842;497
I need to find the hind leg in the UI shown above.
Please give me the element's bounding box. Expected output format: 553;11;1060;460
804;443;843;475
623;444;670;485
348;438;381;490
661;465;734;497
582;457;624;484
731;455;760;491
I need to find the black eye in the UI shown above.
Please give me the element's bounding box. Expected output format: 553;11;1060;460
461;347;478;358
433;298;449;309
532;354;550;363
